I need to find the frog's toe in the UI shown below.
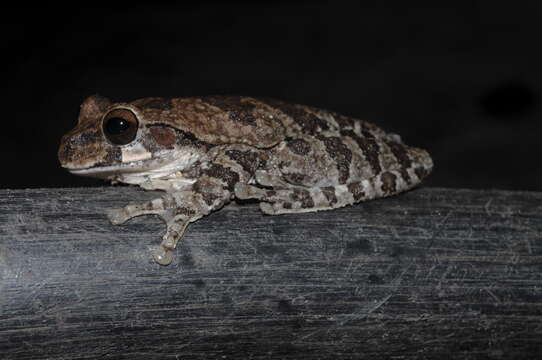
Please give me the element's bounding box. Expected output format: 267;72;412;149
151;245;174;266
259;202;277;215
106;208;130;225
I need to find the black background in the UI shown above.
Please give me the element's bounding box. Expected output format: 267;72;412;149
4;1;541;191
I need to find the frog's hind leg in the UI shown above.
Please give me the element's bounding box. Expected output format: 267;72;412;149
235;166;426;215
235;183;354;215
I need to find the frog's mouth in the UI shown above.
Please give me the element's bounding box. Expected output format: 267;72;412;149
63;149;202;184
65;161;177;185
66;162;152;177
66;163;167;184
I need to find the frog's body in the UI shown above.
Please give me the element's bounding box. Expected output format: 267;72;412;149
59;95;433;265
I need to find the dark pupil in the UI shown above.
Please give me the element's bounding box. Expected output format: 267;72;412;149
105;117;130;135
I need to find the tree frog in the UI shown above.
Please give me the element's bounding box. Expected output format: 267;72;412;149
58;95;433;265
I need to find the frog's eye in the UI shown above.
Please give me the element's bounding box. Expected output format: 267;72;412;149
102;108;139;145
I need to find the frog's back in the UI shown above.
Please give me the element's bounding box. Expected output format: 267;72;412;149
252;97;390;140
133;95;388;142
132;95;432;198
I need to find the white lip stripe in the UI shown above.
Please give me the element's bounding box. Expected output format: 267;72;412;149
121;149;152;162
65;149;202;182
121;143;152;163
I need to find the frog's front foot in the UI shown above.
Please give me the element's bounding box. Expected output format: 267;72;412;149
151;245;175;266
107;198;170;225
104;186;219;266
151;218;190;266
107;201;190;266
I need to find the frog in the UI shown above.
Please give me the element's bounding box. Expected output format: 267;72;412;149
58;95;433;265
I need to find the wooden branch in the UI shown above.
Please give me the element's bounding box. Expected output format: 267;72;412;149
1;187;541;359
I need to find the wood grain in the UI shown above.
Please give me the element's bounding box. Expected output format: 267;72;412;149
1;187;541;359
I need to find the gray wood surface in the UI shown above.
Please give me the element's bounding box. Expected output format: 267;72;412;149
1;187;541;359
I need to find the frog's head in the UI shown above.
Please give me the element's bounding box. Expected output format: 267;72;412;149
58;95;208;184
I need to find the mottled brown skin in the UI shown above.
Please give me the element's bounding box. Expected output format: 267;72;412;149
59;95;433;265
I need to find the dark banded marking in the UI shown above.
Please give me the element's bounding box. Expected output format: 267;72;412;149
321;186;338;206
341;129;382;176
203;163;241;191
347;181;366;201
380;171;397;194
290;188;315;208
317;135;352;184
385;140;413;185
400;169;412;185
259;98;330;134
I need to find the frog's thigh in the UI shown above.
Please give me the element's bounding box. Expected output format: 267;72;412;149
237;173;398;215
235;183;359;215
275;144;344;187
